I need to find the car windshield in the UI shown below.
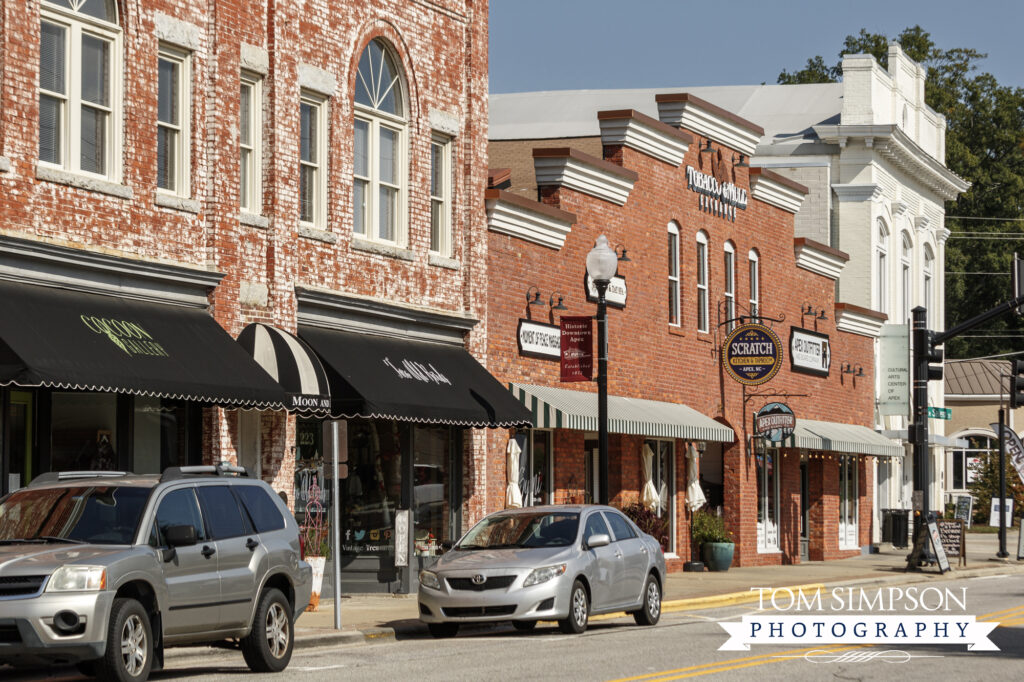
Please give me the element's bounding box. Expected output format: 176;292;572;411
0;486;151;545
458;511;580;549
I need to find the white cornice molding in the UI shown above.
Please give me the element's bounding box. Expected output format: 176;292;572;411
486;196;574;250
832;183;883;203
599;117;689;166
891;200;910;217
937;227;951;245
795;243;846;280
658;101;760;157
913;215;931;232
534;156;634;206
835;307;886;338
814;124;969;201
750;176;805;214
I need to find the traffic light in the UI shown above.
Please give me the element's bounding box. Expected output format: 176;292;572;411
926;331;944;381
1009;359;1024;409
1013;253;1024;315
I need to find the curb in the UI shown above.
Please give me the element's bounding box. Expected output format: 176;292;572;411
165;560;1024;658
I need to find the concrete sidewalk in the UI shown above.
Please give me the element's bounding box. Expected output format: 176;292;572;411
168;531;1024;657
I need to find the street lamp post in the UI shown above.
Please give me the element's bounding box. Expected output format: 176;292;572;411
586;235;618;506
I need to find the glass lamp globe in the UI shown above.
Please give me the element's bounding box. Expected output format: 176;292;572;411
586;235;618;283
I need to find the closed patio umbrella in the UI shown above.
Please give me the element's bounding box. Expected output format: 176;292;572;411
685;443;707;511
640;443;660;511
505;438;523;508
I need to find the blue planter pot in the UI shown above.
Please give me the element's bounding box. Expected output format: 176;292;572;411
703;542;735;572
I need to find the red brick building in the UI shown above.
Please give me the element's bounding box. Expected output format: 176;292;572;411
0;1;526;593
486;96;899;567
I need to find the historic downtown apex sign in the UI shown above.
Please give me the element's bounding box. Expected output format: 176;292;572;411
723;323;783;386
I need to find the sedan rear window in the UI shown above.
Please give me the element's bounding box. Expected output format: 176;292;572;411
458;511;579;549
0;486;150;545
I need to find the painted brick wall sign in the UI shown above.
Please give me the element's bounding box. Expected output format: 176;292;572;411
723;323;783;386
517;319;560;359
559;315;593;382
789;327;831;377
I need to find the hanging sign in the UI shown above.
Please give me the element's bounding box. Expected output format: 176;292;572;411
789;327;831;377
879;324;910;417
517;319;560;360
723;323;783;386
559;316;593;382
754;402;796;443
584;273;627;308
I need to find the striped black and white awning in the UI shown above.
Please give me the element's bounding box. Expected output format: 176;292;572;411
510;383;735;442
237;323;331;414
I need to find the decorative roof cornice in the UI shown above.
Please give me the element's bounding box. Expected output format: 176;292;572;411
834;302;887;338
794;237;849;281
597;109;693;166
655;93;763;157
748;168;808;214
485;189;577;250
812;124;970;200
832;183;884;203
533;148;637;206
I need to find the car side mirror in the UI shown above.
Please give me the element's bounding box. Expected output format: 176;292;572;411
440;541;453;553
165;524;197;548
586;533;610;549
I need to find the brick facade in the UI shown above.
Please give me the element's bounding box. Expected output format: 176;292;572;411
486;107;878;567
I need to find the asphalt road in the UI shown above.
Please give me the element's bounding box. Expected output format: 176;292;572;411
6;573;1024;681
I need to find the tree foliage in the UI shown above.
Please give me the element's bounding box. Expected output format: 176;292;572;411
778;27;1024;358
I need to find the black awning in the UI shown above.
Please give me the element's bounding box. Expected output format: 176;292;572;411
299;326;532;428
0;281;287;409
237;323;331;414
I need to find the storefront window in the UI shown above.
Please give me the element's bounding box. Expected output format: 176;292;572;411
340;420;405;556
6;391;33;491
132;397;191;473
51;392;118;471
414;425;452;555
526;430;551;506
645;439;674;553
756;449;779;551
839;456;858;549
951;434;993;491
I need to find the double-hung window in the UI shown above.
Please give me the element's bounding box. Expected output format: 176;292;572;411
876;219;889;314
723;241;736;332
748;249;760;322
353;39;407;245
924;245;935;327
157;45;191;195
696;231;709;333
900;231;913;323
38;0;121;179
299;92;327;227
430;134;452;256
668;222;680;326
239;72;262;213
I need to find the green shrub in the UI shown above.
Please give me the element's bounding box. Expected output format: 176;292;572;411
620;502;670;552
691;508;731;544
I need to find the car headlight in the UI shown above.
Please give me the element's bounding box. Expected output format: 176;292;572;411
523;563;566;587
419;570;441;590
46;566;107;592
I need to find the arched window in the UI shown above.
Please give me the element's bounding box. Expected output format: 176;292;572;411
901;231;913;323
696;231;709;333
353;38;408;244
723;241;736;332
667;222;680;326
924;244;935;327
876;219;889;314
39;0;122;179
748;248;760;322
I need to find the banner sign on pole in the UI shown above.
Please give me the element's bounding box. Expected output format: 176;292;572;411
879;324;910;417
559;316;593;382
989;421;1024;488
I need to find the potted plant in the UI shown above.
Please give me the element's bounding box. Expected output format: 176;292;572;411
299;481;330;611
691;508;734;571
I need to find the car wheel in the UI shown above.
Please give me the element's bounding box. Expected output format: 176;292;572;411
427;622;460;638
95;598;152;682
241;588;294;673
512;620;537;631
633;573;661;626
558;580;589;634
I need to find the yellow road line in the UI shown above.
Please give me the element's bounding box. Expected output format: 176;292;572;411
978;604;1024;620
651;647;869;680
606;645;850;682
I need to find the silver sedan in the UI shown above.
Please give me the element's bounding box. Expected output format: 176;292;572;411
417;505;665;637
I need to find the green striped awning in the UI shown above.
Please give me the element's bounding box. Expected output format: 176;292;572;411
509;383;734;442
787;419;903;457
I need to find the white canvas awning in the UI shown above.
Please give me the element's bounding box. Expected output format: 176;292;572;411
786;419;904;457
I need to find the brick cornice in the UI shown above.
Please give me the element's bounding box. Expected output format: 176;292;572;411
532;147;637;205
749;168;808;214
656;92;764;156
794;237;849;281
597;109;692;166
485;189;576;249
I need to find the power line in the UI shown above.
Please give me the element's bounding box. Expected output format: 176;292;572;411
947;216;1024;222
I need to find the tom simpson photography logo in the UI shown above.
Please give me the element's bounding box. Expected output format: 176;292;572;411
718;586;999;653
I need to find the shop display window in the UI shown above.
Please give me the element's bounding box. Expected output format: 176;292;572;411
413;425;452;556
339;420;405;557
50;392;118;472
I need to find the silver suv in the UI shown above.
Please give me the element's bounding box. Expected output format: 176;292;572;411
0;464;312;681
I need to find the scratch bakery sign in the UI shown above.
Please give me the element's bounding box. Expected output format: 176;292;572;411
517;319;560;359
723;323;782;386
789;327;831;377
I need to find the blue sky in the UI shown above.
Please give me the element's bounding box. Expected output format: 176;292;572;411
489;0;1023;93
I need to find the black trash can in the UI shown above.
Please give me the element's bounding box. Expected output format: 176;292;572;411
890;509;909;549
881;509;894;543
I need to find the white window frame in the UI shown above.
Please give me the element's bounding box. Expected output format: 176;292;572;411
839;456;859;550
901;231;913;323
924;245;935;328
696;231;709;333
748;248;760;322
524;429;553;507
668;221;681;326
757;448;780;552
156;44;191;197
239;71;262;214
299;91;328;228
38;1;123;181
645;438;676;554
724;241;736;332
429;132;452;257
876;218;889;314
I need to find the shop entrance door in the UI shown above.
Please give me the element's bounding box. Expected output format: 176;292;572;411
839;456;858;549
237;410;261;478
799;462;809;561
4;391;33;493
583;438;600;504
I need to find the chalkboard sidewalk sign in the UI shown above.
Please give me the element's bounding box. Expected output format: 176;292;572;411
937;518;966;567
905;512;952;573
954;495;973;529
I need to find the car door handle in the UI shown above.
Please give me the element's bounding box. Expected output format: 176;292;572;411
246;538;259;551
201;545;216;558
